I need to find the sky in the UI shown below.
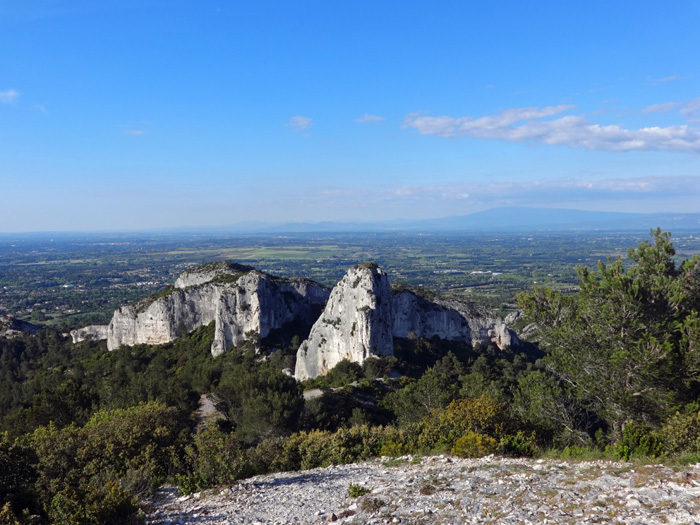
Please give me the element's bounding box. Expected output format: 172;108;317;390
1;0;700;232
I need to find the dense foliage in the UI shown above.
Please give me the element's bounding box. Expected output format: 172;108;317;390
518;229;700;440
0;230;698;523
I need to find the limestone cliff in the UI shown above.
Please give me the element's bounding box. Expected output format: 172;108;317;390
447;299;519;349
296;269;519;380
294;263;394;381
106;262;329;356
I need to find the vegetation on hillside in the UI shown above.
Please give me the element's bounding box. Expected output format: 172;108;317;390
0;230;698;523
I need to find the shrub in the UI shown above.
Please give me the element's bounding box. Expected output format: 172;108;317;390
378;439;408;458
499;431;538;457
613;421;665;461
179;426;243;494
417;396;505;451
451;431;498;458
0;438;39;520
348;483;371;498
28;402;186;523
360;497;384;512
271;425;404;472
659;409;700;454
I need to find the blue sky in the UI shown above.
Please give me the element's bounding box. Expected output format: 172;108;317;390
1;0;699;231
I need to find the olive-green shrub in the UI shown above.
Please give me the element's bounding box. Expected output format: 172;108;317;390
451;431;498;458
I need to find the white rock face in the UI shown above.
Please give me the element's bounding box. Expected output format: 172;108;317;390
106;264;329;356
70;324;109;344
392;290;470;341
294;263;394;381
210;272;329;357
296;271;520;380
429;297;520;349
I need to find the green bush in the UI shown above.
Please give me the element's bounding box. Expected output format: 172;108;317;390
499;431;538;457
659;409;700;454
28;402;187;523
270;425;404;472
378;439;408;458
348;483;371;498
417;396;506;451
613;421;665;461
179;426;243;494
451;431;497;458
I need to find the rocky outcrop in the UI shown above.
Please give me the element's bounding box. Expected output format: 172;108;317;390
392;289;470;341
0;315;42;337
106;263;329;356
393;288;518;349
210;272;329;357
70;324;109;343
174;261;254;290
102;259;518;375
296;269;520;380
294;263;394;381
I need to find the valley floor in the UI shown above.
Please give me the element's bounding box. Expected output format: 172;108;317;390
145;455;700;524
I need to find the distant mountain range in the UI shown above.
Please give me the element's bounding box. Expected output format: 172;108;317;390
234;207;700;233
5;208;700;236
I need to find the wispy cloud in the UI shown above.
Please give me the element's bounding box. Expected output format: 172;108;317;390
403;105;700;154
309;175;700;211
648;75;680;84
288;115;312;131
123;130;144;135
641;102;682;114
354;114;384;123
0;89;19;103
680;98;700;123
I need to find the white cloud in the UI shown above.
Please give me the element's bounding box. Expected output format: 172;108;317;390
403;105;700;154
288;115;312;131
354;114;384;123
0;89;19;103
124;130;144;135
641;102;682;113
680;98;700;123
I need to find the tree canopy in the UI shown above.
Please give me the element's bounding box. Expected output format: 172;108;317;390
518;229;700;437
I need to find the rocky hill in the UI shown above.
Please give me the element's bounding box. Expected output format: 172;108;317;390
295;263;518;380
295;263;394;380
105;261;330;356
75;260;519;376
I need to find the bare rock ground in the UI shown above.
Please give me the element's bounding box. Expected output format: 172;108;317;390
145;455;700;524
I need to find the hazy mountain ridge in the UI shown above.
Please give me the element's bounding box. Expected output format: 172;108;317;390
232;207;700;233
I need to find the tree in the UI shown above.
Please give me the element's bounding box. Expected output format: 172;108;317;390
518;229;700;439
213;352;304;443
382;353;465;426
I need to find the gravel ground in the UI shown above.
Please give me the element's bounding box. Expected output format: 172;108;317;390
145;455;700;524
